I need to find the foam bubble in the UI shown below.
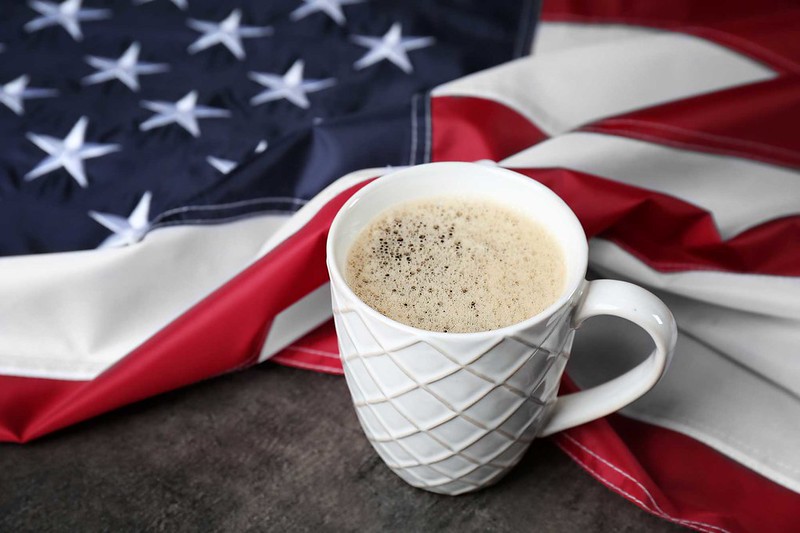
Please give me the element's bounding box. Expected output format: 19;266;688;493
345;197;566;333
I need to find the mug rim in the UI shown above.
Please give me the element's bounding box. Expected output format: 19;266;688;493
326;162;588;339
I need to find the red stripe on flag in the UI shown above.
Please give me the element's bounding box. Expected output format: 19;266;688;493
430;96;548;163
684;10;800;75
581;78;800;169
0;376;77;442
607;416;800;533
540;0;796;27
540;1;800;74
552;377;800;533
271;320;344;374
524;167;800;276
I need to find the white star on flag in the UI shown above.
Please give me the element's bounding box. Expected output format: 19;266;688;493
133;0;188;10
24;0;112;42
254;140;268;153
206;156;237;174
351;22;434;74
89;191;153;248
290;0;365;26
248;60;336;109
187;9;272;60
83;42;169;92
140;91;231;138
25;116;120;188
0;75;58;116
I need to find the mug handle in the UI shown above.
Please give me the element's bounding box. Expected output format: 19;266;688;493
539;279;677;437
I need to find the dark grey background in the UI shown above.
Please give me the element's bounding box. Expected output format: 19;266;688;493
0;364;684;532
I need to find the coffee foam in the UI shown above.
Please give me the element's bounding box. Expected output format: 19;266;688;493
345;197;566;333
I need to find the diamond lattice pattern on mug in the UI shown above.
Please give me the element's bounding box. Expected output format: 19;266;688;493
335;300;572;495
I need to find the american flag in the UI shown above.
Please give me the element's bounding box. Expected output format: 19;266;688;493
1;1;799;531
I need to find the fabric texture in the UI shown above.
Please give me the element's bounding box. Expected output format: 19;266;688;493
1;2;799;532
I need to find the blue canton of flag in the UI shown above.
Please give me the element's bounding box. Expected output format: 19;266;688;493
0;0;538;255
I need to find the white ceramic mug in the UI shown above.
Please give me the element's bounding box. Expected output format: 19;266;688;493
326;162;676;495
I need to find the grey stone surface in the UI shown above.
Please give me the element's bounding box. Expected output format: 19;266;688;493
0;364;684;532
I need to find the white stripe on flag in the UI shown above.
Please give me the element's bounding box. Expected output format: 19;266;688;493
533;22;664;55
258;283;332;363
589;239;800;396
588;240;800;320
434;32;774;136
0;215;289;380
503;132;800;238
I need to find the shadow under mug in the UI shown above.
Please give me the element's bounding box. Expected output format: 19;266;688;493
326;162;677;495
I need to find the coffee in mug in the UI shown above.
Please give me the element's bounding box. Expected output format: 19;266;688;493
345;197;566;333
